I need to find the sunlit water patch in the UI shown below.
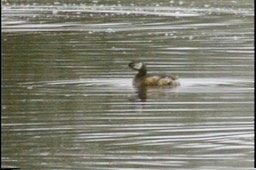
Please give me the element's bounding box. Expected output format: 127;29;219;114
18;77;252;90
17;77;253;102
2;4;253;33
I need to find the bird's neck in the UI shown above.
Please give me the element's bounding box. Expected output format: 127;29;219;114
136;70;147;79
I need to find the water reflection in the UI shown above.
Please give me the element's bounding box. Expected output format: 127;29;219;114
132;85;181;102
135;85;147;101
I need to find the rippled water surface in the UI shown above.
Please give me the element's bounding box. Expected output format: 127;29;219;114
2;0;254;169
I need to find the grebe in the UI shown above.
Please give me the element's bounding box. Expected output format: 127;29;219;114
128;61;180;87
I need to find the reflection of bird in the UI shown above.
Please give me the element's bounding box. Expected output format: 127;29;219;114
128;61;180;87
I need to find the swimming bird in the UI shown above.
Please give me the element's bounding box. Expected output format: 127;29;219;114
128;61;180;87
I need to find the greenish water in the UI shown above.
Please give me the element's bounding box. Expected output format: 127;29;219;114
2;0;254;169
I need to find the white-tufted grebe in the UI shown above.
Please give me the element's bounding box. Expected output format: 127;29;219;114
128;61;180;87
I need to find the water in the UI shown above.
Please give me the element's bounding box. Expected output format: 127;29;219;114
2;0;254;169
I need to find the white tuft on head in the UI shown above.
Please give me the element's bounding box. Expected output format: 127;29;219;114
133;62;143;70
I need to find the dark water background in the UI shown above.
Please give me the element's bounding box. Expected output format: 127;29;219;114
2;0;254;169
